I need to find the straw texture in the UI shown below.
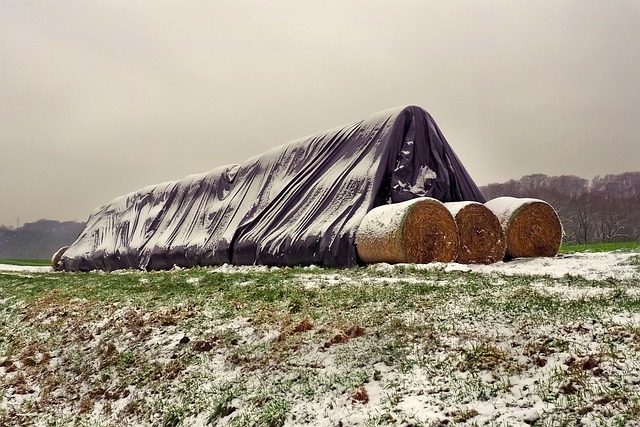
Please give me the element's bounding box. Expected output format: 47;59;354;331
356;198;459;264
484;197;563;259
445;201;506;264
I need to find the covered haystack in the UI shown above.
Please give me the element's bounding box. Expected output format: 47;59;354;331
57;106;485;271
445;201;506;264
484;197;563;259
356;198;459;264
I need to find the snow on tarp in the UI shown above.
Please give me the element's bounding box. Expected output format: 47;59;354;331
59;105;485;271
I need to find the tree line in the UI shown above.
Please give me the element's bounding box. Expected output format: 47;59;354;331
0;220;85;260
480;172;640;244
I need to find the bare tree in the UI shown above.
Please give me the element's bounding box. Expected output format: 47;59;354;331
480;172;639;244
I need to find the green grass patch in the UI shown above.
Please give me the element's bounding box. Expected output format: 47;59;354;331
1;258;640;426
560;241;640;254
0;258;50;266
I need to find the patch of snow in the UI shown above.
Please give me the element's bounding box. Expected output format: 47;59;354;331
532;283;612;300
357;197;447;246
0;264;51;273
484;196;545;225
443;201;481;218
356;200;410;242
392;165;439;197
395;251;638;281
209;263;271;274
609;313;640;326
296;273;361;288
468;252;638;280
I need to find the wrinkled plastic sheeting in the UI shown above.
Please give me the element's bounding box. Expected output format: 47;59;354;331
60;105;485;271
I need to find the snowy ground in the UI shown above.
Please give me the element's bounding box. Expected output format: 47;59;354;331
0;250;638;279
0;264;51;273
365;251;640;281
1;251;640;426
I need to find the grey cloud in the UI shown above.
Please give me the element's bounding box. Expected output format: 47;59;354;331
1;0;639;226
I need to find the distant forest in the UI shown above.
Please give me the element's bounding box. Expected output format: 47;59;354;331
480;171;640;244
0;220;85;260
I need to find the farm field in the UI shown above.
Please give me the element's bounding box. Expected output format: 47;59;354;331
1;248;640;426
559;242;640;254
0;259;51;267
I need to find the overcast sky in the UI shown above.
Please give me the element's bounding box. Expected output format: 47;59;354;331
1;0;639;227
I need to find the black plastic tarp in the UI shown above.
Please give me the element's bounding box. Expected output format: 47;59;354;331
59;105;485;271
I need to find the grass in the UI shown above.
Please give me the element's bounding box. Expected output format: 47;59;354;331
560;241;640;254
1;250;639;425
0;258;50;266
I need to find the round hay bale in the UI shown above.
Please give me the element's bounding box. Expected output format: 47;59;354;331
356;197;459;264
445;201;506;264
484;197;563;259
51;246;69;271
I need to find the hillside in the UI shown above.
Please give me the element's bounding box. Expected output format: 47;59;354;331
0;220;85;260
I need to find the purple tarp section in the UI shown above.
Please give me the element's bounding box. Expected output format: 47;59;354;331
60;105;485;271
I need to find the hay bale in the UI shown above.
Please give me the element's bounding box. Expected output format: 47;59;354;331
356;197;459;264
445;201;506;264
484;197;563;259
51;246;69;271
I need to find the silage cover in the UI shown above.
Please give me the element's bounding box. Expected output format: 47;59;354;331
60;106;484;271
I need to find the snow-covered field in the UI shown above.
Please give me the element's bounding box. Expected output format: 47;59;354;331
1;251;640;426
1;250;637;279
